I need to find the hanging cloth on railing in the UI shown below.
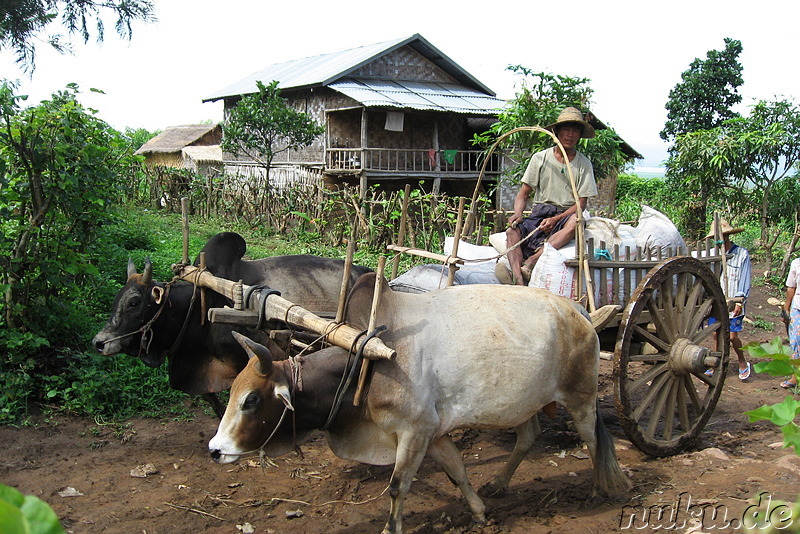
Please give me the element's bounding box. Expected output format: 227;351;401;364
442;149;458;165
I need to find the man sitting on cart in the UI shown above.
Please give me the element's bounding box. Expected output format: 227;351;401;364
501;107;598;286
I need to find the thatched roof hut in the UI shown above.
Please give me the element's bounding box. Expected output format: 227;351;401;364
135;124;222;169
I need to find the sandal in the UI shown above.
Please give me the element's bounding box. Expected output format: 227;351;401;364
780;380;796;389
738;362;751;381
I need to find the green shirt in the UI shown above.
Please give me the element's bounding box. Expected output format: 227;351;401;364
521;148;597;209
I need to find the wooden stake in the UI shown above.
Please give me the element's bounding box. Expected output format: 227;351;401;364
336;240;356;323
446;197;465;287
391;184;411;280
353;256;386;406
180;197;190;265
199;251;207;325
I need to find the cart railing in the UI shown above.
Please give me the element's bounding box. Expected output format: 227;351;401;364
564;237;726;310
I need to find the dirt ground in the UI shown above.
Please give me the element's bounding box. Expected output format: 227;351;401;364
4;271;800;534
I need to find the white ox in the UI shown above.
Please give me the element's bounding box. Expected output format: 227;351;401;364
209;273;631;533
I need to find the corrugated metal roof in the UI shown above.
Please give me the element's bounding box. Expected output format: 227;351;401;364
203;34;498;103
329;79;505;115
203;36;412;102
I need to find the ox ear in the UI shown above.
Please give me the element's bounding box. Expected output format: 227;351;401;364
232;331;273;376
273;384;294;411
141;258;153;285
127;258;137;278
151;285;165;305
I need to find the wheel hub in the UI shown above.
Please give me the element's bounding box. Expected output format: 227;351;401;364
668;337;711;375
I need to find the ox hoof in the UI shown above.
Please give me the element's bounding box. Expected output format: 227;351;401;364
478;481;507;498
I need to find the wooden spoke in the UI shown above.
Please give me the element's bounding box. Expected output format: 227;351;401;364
630;365;668;410
691;320;721;345
632;323;671;353
615;256;729;456
629;352;669;363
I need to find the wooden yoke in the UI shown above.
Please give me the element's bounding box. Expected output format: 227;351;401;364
176;265;396;361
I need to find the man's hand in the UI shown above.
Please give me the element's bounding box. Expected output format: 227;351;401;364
508;212;523;228
538;216;558;234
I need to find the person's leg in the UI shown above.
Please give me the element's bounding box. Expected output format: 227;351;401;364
521;213;578;274
505;226;526;286
783;309;800;387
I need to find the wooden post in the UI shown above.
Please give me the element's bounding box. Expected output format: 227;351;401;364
715;212;728;297
335;240;356;323
180;197;190;264
199;251;207;325
447;197;465;286
391;184;412;280
354;256;386;406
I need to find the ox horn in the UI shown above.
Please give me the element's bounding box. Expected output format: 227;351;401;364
232;331;273;376
141;258;153;285
127;258;137;278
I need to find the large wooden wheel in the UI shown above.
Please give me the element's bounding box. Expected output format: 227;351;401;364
613;256;730;456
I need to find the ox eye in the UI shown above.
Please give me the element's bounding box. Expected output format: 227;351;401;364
127;297;141;309
242;392;260;411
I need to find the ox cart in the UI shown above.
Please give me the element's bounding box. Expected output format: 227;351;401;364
174;124;731;459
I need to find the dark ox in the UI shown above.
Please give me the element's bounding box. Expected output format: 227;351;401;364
92;232;371;416
209;273;631;534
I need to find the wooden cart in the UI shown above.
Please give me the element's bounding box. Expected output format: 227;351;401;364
566;237;730;457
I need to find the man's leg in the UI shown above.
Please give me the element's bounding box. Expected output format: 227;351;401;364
521;213;579;273
506;226;526;286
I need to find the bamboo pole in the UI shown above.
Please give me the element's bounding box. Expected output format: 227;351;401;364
177;265;395;361
353;256;387;406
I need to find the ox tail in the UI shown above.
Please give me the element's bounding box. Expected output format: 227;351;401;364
593;402;632;497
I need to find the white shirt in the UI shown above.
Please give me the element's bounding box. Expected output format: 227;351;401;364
787;258;800;311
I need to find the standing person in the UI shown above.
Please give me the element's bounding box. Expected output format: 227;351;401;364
780;255;800;389
499;107;598;286
709;220;752;380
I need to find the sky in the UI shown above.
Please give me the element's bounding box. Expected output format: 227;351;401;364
3;0;800;169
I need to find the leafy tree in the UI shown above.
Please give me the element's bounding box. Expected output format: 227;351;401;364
661;38;744;236
669;98;800;267
0;81;139;333
0;0;155;71
221;80;324;212
472;68;630;212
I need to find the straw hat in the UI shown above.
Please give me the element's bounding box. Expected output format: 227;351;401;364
545;107;595;139
705;218;744;238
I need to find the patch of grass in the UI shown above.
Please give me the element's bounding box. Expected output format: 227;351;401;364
750;316;775;331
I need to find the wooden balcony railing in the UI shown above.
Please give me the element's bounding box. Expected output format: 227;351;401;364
326;148;501;174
